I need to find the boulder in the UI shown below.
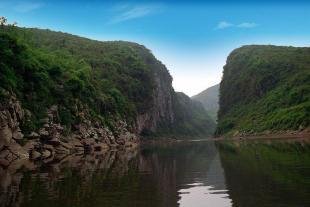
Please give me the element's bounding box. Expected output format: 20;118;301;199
43;123;50;128
42;145;55;159
42;150;52;159
28;132;40;139
39;128;49;138
8;143;29;159
30;150;41;160
43;144;54;152
0;124;12;148
12;130;24;140
23;140;39;152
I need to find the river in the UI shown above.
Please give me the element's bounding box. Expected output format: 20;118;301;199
1;138;309;207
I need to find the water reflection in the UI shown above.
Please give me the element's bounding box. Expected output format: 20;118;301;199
177;151;232;207
140;141;231;207
0;139;310;207
217;139;310;207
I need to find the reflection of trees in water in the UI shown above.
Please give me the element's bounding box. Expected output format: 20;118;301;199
0;141;231;207
0;148;138;207
217;140;310;207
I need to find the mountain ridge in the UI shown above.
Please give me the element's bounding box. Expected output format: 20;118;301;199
192;84;219;122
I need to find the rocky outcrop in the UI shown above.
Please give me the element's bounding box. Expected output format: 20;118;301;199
0;93;24;149
0;93;138;167
136;52;175;134
0;93;29;166
134;48;216;137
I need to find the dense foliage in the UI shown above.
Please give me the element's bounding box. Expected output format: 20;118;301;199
0;25;215;137
216;45;310;135
0;26;158;134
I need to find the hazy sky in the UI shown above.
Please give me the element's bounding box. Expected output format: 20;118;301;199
1;0;310;96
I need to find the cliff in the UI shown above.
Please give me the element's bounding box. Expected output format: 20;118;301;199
0;26;215;164
216;45;310;136
192;84;219;122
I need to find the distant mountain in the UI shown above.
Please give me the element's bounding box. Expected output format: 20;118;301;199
169;92;216;137
192;84;220;122
216;45;310;136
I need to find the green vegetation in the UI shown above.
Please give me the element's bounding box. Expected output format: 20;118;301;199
216;45;310;135
192;84;219;122
0;25;215;137
0;28;146;134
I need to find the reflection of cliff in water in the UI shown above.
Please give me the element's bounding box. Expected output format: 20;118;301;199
217;140;310;207
1;141;231;207
0;148;139;207
139;141;229;206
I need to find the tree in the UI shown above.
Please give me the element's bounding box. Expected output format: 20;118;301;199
0;16;7;26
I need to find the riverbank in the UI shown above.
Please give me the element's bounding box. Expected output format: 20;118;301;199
214;129;310;141
140;130;310;145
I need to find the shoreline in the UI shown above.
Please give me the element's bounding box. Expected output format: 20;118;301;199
214;130;310;141
141;130;310;145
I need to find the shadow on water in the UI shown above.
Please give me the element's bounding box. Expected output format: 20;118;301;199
0;138;310;207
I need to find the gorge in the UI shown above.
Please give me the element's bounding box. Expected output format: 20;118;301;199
1;1;310;206
0;24;309;207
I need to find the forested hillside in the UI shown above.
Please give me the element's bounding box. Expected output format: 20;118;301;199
192;84;219;122
216;45;310;136
0;25;215;142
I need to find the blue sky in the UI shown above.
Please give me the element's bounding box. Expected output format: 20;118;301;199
1;0;310;95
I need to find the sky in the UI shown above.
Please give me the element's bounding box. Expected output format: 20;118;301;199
1;0;310;96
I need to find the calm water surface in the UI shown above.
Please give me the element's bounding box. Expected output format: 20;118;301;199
1;139;310;207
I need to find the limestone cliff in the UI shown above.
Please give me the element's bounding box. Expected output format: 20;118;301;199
133;45;175;133
0;27;215;165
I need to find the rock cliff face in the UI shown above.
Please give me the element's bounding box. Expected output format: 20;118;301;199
135;49;175;133
0;93;25;149
0;94;29;164
0;92;138;166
